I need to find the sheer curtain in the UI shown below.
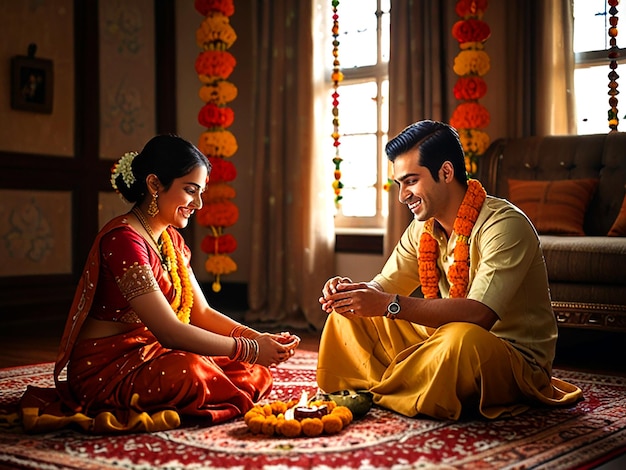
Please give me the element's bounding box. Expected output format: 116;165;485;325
384;0;458;256
385;0;576;254
503;0;576;136
245;0;334;330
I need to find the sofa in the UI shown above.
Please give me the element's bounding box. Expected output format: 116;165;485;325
478;133;626;332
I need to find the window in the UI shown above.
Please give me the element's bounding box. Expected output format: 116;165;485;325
329;0;390;230
573;0;626;134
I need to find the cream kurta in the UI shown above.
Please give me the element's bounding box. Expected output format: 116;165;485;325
317;196;583;420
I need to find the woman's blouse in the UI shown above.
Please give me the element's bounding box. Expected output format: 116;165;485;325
89;222;191;323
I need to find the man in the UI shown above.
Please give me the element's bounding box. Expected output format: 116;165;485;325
317;120;582;420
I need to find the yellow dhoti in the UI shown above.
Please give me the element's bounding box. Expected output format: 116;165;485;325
316;313;582;420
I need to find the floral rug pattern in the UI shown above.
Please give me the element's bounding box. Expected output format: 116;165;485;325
1;351;625;469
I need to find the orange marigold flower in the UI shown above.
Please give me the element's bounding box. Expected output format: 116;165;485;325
195;50;236;81
196;13;237;50
198;103;235;129
199;81;238;106
452;19;491;43
301;418;324;437
204;254;237;276
279;419;302;438
453;76;487;101
200;233;237;255
247;415;265;434
455;0;488;18
196;200;239;227
195;0;235;17
321;414;344;434
198;130;238;157
450;102;490;130
207;157;237;183
203;182;236;202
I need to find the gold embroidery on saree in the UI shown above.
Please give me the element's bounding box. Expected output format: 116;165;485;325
117;263;159;301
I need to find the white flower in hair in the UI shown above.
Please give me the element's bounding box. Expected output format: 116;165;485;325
111;151;138;192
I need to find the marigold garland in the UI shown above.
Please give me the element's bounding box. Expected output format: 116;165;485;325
244;399;353;437
450;0;491;177
331;0;344;206
418;179;486;298
608;0;620;132
195;0;238;292
161;230;193;324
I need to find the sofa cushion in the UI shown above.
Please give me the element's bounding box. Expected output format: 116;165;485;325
508;179;598;235
539;235;626;284
608;195;626;236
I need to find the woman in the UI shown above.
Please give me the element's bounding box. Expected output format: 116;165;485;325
20;135;300;433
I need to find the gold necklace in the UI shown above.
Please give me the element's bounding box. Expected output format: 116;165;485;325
131;207;172;271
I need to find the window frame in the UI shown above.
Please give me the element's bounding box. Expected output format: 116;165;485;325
332;1;390;232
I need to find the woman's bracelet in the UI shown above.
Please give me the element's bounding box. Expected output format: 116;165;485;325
230;324;256;338
230;336;260;364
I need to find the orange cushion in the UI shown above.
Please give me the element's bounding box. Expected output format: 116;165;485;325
508;179;599;235
608;195;626;236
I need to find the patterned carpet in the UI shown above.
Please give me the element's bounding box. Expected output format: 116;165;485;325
1;350;625;469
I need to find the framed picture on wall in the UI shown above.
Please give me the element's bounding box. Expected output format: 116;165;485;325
10;55;54;114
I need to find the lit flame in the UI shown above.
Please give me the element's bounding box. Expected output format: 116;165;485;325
284;390;308;420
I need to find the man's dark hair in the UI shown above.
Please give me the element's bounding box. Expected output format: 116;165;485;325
385;120;467;185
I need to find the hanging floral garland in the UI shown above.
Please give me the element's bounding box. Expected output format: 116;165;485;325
608;0;620;132
449;0;491;177
331;0;344;206
194;0;238;293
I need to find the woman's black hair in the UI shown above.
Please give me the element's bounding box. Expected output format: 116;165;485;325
114;135;211;203
385;120;467;185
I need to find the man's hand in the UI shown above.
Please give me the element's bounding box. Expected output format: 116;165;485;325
320;278;391;317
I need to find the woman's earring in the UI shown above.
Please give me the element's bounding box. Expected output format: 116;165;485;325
147;192;159;217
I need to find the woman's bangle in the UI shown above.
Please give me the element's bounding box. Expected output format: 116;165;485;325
230;325;256;338
230;336;260;364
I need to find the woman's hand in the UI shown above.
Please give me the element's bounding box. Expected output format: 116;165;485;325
254;332;300;367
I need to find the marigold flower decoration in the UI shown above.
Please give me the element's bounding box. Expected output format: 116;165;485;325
331;0;344;206
194;0;239;292
418;179;487;299
449;0;491;177
608;0;620;132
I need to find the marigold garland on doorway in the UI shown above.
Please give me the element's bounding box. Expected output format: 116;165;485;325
608;0;620;132
450;0;491;177
194;0;239;292
418;179;486;298
331;0;344;206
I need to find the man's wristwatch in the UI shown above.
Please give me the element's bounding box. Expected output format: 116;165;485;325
386;294;401;319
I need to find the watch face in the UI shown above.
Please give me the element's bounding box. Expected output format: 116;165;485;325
388;302;400;314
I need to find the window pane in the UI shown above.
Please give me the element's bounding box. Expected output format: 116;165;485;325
340;187;377;217
339;1;378;68
575;65;611;134
340;134;377;187
573;0;609;52
339;82;378;134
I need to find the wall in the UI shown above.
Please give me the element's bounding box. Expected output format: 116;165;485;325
0;0;75;156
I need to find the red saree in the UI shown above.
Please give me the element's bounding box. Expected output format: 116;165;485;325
18;215;273;433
